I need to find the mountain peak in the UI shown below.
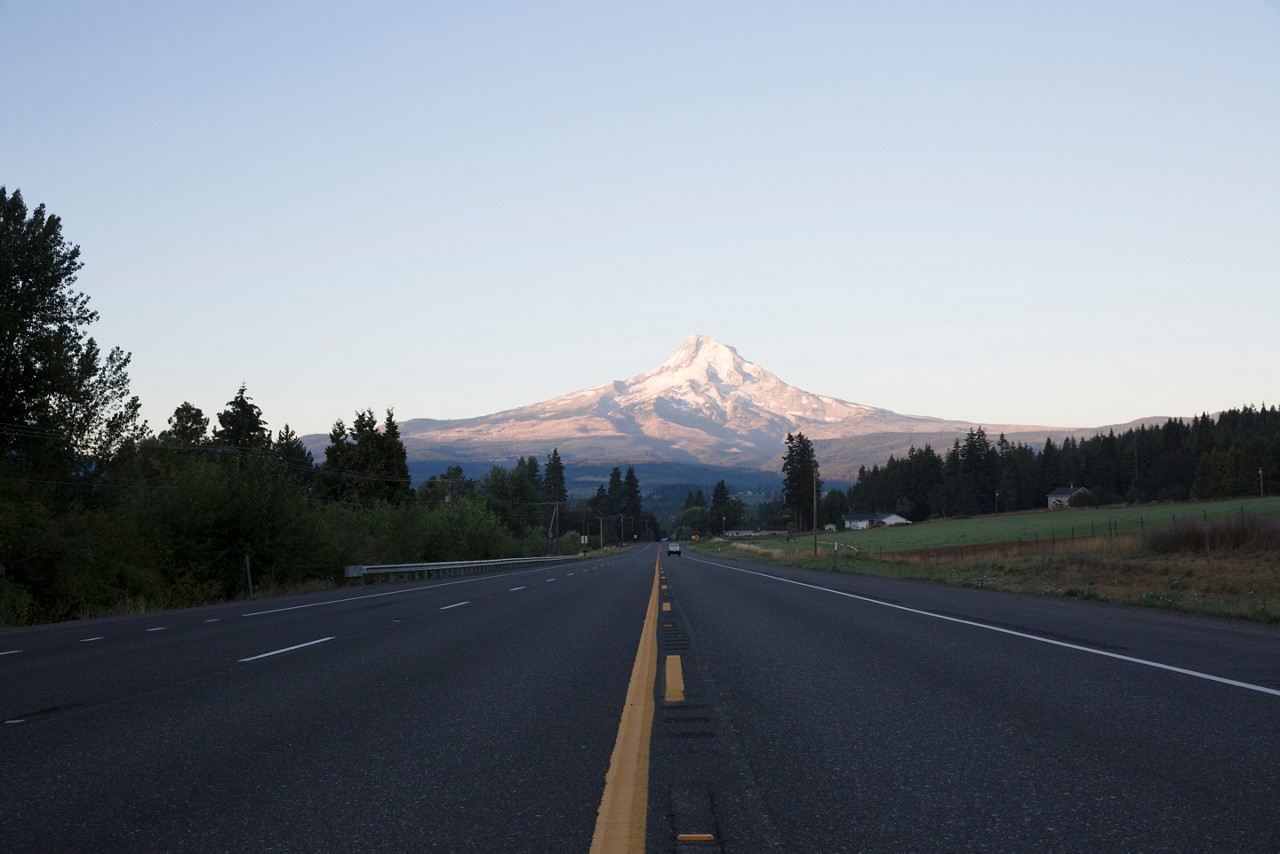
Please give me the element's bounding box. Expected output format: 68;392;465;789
659;334;741;371
387;335;1060;480
634;335;763;397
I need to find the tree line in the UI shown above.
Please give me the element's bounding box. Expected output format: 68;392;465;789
1;188;653;625
6;187;1275;620
842;411;1280;522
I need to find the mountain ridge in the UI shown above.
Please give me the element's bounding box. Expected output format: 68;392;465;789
300;334;1162;482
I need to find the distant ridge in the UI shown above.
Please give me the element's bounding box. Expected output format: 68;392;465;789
304;335;1163;482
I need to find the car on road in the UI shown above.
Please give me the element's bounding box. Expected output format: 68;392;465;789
667;542;681;556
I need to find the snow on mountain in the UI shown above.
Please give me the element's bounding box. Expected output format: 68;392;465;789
390;334;1073;479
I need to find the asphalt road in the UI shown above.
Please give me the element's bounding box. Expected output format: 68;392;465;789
652;546;1280;851
5;543;1280;852
1;552;654;852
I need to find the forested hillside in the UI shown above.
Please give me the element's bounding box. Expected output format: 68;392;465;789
847;410;1280;521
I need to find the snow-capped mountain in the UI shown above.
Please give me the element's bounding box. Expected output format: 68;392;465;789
390;334;1079;480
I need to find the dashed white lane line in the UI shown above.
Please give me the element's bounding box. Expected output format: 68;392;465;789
1;650;21;656
146;627;166;632
509;586;526;591
204;618;221;623
81;637;104;643
241;564;573;617
238;637;335;663
440;601;470;610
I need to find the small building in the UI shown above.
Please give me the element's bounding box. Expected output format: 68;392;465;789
843;513;911;530
1047;486;1090;510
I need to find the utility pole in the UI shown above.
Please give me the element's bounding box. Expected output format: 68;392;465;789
812;460;819;557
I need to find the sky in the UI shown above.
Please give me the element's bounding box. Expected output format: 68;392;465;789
5;1;1279;438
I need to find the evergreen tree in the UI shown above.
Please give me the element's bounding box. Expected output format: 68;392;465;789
693;489;707;508
159;402;209;446
606;467;624;515
212;384;270;450
543;448;567;506
274;424;314;485
316;408;410;503
844;404;1280;514
622;467;643;517
820;488;850;527
708;480;731;530
1;187;145;475
419;465;476;506
781;432;821;531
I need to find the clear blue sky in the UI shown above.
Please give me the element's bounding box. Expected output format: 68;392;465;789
5;1;1278;437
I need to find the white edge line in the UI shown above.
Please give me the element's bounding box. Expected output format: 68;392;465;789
697;558;1280;699
238;637;335;663
440;601;469;610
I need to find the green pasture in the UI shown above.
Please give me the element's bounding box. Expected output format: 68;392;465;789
720;496;1280;557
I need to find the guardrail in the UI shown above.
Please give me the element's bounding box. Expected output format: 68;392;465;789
344;554;582;582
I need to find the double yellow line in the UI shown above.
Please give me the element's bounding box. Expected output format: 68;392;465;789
589;556;663;852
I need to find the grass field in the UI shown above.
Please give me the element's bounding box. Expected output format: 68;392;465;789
700;497;1280;623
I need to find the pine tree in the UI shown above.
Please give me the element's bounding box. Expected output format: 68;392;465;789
544;449;567;505
781;432;821;531
606;467;624;515
622;467;643;517
212;384;270;450
274;424;314;484
1;187;145;474
159;402;209;446
316;408;410;502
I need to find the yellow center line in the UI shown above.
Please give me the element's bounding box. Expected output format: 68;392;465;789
664;655;685;703
590;557;660;853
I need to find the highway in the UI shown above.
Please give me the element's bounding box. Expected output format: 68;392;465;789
654;547;1280;851
1;553;651;852
4;543;1279;851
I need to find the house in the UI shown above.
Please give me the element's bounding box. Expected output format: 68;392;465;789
842;513;911;530
1047;486;1090;509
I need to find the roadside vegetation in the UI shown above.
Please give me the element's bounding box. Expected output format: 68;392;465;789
0;189;655;626
5;188;1278;626
703;497;1280;623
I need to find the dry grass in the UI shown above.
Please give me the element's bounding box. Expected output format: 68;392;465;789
707;517;1280;623
926;550;1280;623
